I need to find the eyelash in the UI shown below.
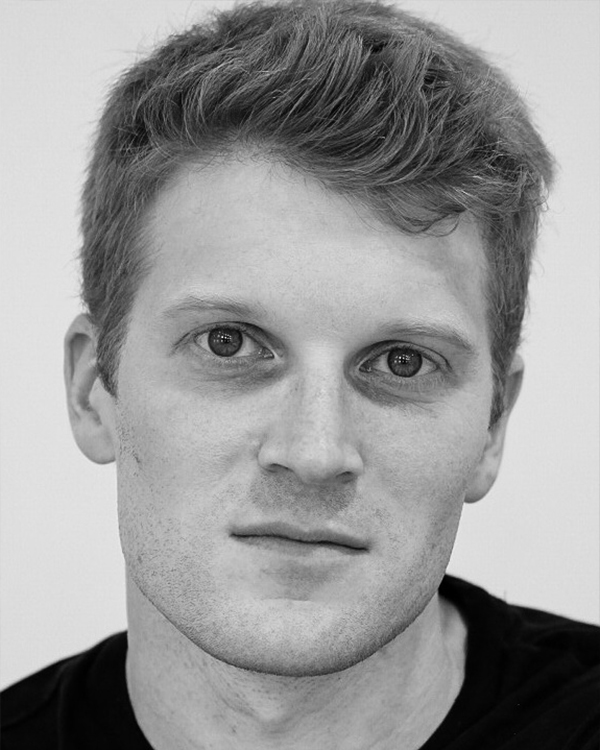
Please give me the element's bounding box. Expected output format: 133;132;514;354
187;323;272;366
185;324;445;385
360;341;441;382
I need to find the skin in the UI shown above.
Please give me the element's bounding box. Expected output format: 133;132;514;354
65;156;522;749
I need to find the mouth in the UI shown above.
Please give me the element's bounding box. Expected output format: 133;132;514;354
231;521;368;554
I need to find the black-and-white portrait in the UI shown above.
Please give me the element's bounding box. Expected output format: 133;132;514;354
1;2;598;748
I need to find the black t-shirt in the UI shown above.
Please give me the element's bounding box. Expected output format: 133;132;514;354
2;576;599;749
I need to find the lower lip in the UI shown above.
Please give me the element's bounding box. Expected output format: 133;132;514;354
233;535;365;557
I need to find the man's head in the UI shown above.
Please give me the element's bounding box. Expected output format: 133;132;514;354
79;0;553;426
65;0;553;677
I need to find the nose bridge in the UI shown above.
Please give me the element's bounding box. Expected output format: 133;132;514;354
258;354;364;484
295;363;346;446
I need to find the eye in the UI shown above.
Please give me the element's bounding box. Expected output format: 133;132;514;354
193;326;273;360
361;346;437;379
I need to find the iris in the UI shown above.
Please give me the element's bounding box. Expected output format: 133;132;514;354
387;348;422;377
208;328;243;357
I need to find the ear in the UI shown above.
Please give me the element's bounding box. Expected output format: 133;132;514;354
64;314;116;464
465;354;524;504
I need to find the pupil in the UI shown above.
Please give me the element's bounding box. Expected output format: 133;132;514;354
208;328;243;357
387;347;422;377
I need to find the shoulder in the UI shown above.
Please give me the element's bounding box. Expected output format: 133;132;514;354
1;633;129;750
436;576;600;749
441;574;599;666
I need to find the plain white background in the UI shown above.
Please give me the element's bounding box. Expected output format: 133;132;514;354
1;0;598;690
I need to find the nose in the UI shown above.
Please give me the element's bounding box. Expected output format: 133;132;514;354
257;366;364;485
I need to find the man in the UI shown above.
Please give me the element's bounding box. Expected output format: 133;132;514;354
2;0;598;748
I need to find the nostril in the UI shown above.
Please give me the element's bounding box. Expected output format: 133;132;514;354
258;441;364;483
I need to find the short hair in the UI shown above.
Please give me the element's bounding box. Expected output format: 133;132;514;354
81;0;554;424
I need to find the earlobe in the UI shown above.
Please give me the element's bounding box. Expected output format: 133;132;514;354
465;355;524;504
64;314;116;464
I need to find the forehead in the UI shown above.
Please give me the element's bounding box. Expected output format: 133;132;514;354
138;157;489;348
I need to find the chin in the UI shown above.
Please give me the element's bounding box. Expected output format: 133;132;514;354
184;623;392;677
158;593;427;677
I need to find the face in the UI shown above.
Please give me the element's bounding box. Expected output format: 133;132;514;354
86;157;502;676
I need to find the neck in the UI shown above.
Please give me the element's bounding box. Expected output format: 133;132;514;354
125;579;466;750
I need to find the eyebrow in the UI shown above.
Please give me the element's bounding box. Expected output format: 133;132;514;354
161;294;269;320
161;294;479;356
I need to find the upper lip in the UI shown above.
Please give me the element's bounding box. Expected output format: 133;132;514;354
231;522;368;550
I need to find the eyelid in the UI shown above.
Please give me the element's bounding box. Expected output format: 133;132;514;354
362;341;445;369
356;343;450;400
187;322;274;359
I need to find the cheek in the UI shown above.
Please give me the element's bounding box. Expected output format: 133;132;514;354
112;391;250;568
114;389;249;503
361;422;484;607
367;405;489;535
